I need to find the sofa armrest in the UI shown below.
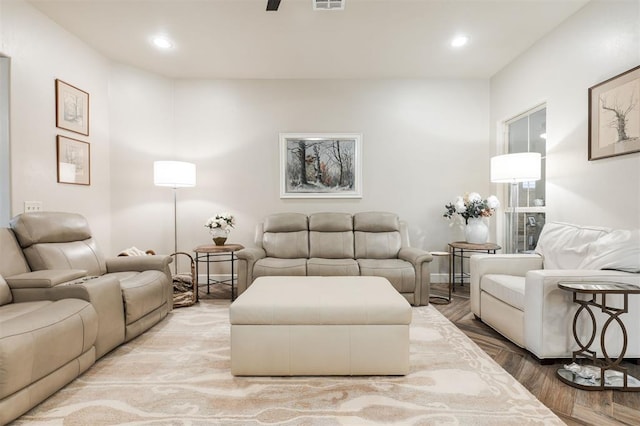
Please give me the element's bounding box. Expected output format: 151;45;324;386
105;255;172;274
398;247;433;265
470;254;542;316
10;274;126;358
524;269;640;359
235;247;266;296
398;247;433;306
5;269;88;289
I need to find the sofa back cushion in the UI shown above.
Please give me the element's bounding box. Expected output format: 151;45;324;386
10;212;107;276
353;212;401;259
262;213;309;259
0;275;12;306
309;212;354;258
535;222;611;269
578;229;640;272
0;228;31;278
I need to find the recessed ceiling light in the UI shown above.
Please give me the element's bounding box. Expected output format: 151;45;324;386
451;35;469;48
152;36;173;50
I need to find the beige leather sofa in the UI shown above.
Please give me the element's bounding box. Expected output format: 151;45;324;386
0;212;173;424
470;222;640;360
236;212;433;306
0;274;98;426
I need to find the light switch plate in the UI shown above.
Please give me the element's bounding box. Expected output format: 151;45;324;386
24;201;43;212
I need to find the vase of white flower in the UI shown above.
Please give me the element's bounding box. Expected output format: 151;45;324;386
443;192;500;244
205;213;235;246
465;217;489;244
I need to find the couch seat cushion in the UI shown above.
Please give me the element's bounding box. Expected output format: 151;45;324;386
0;299;97;399
253;258;307;278
357;259;415;293
481;274;525;311
307;258;359;276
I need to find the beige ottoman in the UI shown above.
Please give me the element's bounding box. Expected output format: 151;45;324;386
229;276;412;376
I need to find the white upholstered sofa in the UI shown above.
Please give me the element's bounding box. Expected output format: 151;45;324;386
470;222;640;360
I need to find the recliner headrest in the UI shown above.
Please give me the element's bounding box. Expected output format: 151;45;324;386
10;212;93;248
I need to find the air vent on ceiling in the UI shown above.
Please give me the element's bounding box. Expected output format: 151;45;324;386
313;0;344;11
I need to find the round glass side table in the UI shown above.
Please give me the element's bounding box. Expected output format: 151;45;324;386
429;251;451;304
556;281;640;391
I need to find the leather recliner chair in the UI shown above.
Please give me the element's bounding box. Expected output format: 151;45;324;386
8;212;173;350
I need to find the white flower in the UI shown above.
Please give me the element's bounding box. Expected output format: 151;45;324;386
486;195;500;209
205;213;235;230
467;192;482;203
444;192;500;222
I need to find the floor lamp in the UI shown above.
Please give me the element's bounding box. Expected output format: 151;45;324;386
490;153;541;253
153;161;197;256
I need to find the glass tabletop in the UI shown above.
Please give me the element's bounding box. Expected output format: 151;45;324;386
558;281;640;294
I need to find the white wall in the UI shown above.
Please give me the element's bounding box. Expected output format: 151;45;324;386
490;0;640;230
0;0;113;250
109;77;490;262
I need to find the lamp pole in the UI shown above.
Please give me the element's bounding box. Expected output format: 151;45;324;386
153;160;197;260
490;153;541;254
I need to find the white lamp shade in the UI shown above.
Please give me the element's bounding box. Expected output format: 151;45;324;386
490;153;541;183
153;161;196;188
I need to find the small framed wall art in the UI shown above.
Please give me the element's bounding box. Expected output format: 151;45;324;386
57;135;90;185
588;65;640;160
55;79;89;136
279;133;362;198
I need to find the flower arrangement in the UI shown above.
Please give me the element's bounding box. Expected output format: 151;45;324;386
204;213;235;233
443;193;500;225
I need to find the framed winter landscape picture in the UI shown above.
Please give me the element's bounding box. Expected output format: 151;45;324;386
280;133;362;198
588;65;640;160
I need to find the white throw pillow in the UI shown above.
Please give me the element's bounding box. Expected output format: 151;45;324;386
535;222;611;270
578;229;640;272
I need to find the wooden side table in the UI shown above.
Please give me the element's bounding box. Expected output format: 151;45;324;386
193;243;244;301
556;281;640;391
448;241;501;291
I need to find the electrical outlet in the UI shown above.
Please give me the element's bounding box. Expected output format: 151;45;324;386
24;201;43;212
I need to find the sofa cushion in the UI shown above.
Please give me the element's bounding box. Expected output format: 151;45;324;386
0;298;97;400
264;213;308;233
578;229;640;273
22;240;107;276
307;258;359;276
354;231;401;259
481;274;525;311
0;276;11;306
535;222;611;270
253;258;307;278
357;259;415;293
0;229;31;278
309;213;355;258
353;212;399;232
263;231;309;259
10;212;93;247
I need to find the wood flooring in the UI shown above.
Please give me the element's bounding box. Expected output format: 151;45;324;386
429;282;640;426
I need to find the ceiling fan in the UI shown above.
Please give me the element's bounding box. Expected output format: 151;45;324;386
267;0;344;11
266;0;281;11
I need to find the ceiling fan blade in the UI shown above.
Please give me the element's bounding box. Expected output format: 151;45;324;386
266;0;281;11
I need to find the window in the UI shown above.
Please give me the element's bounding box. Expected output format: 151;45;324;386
0;56;10;226
504;105;546;253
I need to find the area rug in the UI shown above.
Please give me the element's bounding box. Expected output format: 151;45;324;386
14;300;563;425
